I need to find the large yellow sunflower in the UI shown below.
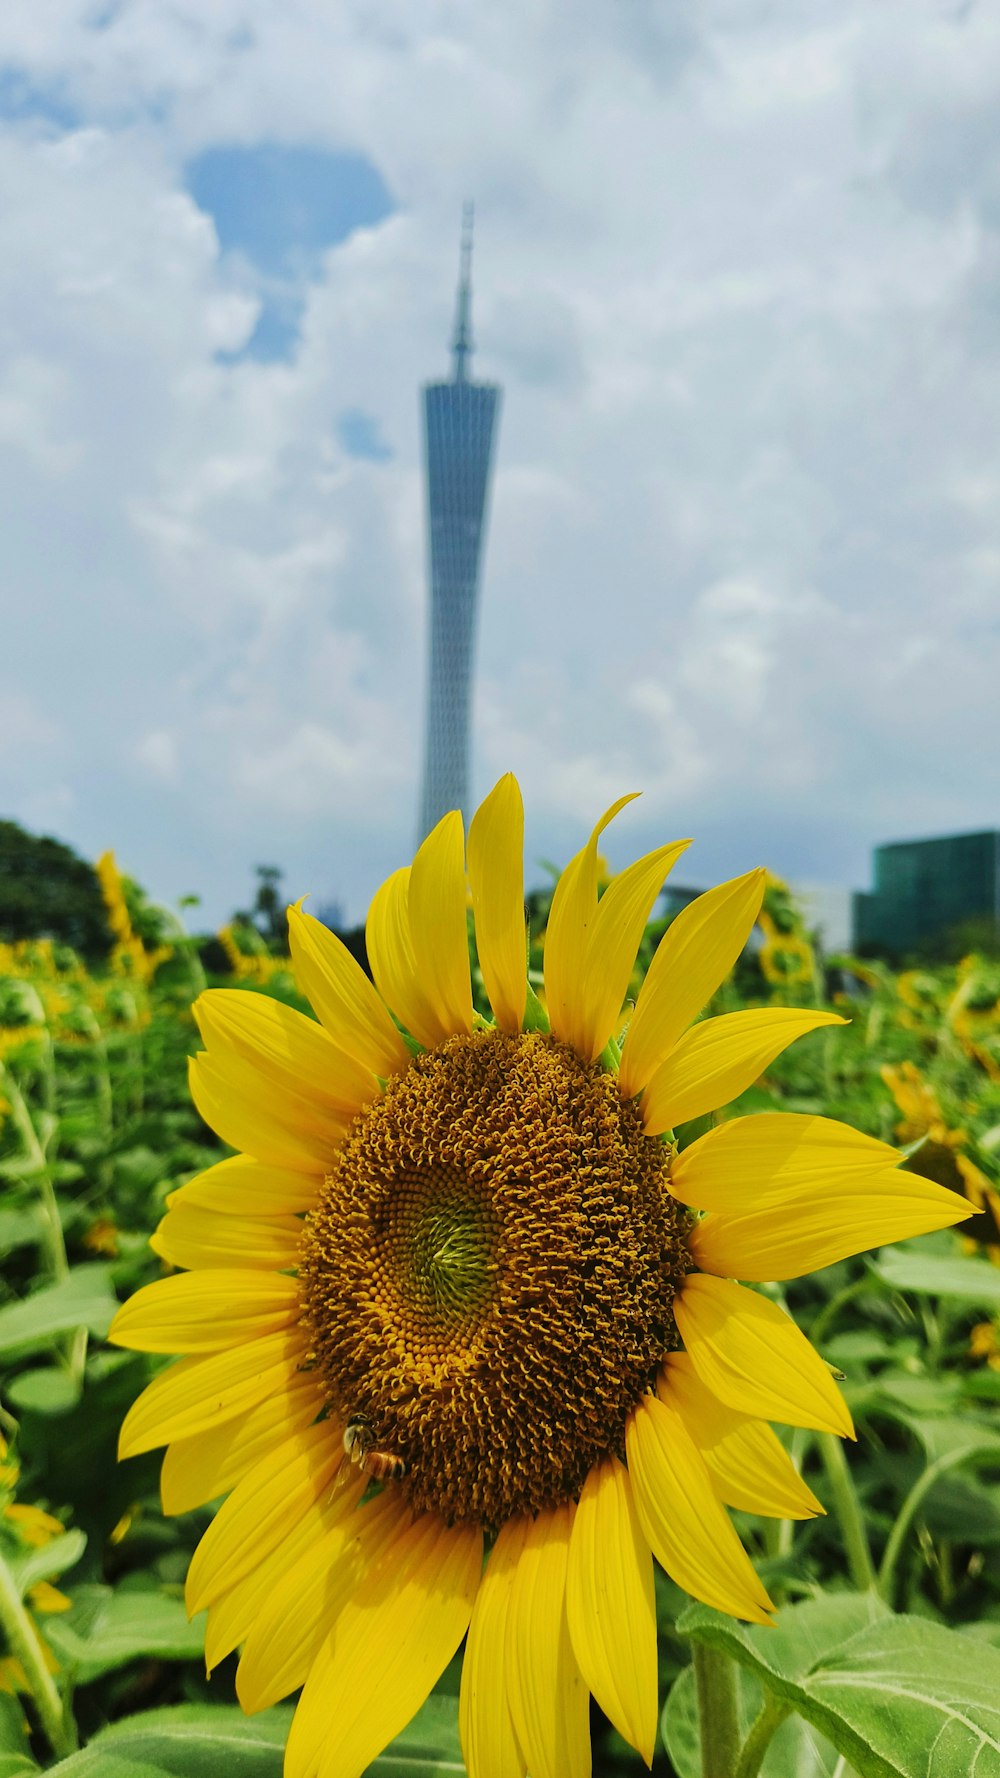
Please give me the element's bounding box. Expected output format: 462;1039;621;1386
109;777;970;1778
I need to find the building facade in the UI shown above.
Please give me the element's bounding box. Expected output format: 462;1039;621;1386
417;206;502;841
853;830;1000;958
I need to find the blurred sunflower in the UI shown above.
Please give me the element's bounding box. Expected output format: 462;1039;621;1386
110;777;970;1778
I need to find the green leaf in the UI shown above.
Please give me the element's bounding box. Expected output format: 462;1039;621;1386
0;1691;39;1773
873;1249;1000;1306
679;1604;1000;1778
44;1705;292;1778
5;1369;83;1416
44;1585;206;1680
0;1206;41;1253
0;1267;117;1358
8;1530;86;1596
662;1663;843;1778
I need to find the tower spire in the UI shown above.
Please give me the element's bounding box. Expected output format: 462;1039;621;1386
451;200;474;383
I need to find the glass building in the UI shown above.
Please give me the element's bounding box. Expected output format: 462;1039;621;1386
853;830;1000;958
417;206;502;841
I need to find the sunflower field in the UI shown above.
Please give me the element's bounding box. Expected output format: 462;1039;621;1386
2;810;1000;1778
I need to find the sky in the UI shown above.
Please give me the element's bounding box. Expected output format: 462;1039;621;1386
1;0;998;930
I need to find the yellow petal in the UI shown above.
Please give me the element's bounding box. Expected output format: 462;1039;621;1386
573;841;691;1064
185;1422;342;1615
505;1505;591;1778
189;1052;346;1173
236;1486;402;1711
287;902;410;1079
118;1329;306;1459
544;795;638;1051
194;989;378;1123
675;1273;854;1438
408;809;474;1041
619;869;766;1098
460;1522;527;1778
670;1111;900;1213
166;1154;321;1217
150;1202;302;1272
467;774;527;1035
366;866;445;1049
689;1169;972;1281
284;1514;482;1778
108;1270;301;1354
658;1353;823;1520
566;1458;657;1766
160;1371;326;1514
642;1008;846;1135
625;1393;774;1623
204;1490;341;1673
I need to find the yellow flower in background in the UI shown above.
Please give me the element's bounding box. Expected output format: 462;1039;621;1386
109;777;970;1778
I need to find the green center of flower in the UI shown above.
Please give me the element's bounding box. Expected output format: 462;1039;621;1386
299;1028;689;1527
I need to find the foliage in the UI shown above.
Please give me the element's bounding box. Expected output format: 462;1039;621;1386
3;869;1000;1776
0;825;113;962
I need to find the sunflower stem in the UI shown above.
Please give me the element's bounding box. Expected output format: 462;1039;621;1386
692;1641;741;1778
818;1432;876;1592
0;1547;77;1759
732;1695;791;1778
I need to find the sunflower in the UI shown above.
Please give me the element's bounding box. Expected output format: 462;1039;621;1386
109;777;970;1778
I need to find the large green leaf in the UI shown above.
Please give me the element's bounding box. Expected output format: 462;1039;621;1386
8;1530;86;1596
663;1663;843;1778
679;1603;1000;1777
43;1705;292;1778
873;1249;1000;1306
0;1267;117;1359
45;1701;465;1778
44;1585;205;1680
0;1692;39;1776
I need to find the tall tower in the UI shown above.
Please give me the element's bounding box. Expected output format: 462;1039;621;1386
417;204;502;840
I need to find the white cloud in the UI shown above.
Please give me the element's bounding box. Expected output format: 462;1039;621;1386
0;0;998;922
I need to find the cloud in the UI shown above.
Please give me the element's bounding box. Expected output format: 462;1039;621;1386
0;1;998;924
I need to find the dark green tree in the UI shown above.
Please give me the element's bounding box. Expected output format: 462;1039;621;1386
0;820;113;958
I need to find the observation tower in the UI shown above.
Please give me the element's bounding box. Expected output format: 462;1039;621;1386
417;205;502;840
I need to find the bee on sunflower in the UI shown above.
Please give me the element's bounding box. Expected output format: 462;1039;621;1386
110;777;970;1778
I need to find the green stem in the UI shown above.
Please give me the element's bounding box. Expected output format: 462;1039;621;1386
878;1447;989;1607
808;1278;867;1349
0;1067;87;1386
733;1696;790;1778
818;1433;876;1592
693;1641;742;1778
0;1547;77;1759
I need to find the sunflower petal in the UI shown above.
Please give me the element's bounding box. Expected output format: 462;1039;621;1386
505;1505;591;1778
566;1458;657;1766
194;989;379;1123
670;1111;900;1212
659;1353;823;1519
189;1052;346;1173
160;1371;325;1515
573;841;690;1064
460;1520;527;1778
544;795;638;1050
204;1491;347;1672
619;870;766;1098
641;1008;846;1135
689;1169;972;1281
185;1423;342;1615
108;1270;300;1354
366;866;444;1049
625;1393;774;1623
468;774;527;1035
408;810;474;1041
237;1486;401;1712
166;1154;321;1217
117;1330;306;1459
283;1514;482;1778
150;1202;302;1272
287;902;409;1079
675;1274;854;1438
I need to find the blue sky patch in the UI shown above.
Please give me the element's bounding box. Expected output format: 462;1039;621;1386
0;68;80;130
337;409;393;463
186;143;395;275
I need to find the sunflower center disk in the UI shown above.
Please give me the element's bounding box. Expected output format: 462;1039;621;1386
300;1029;689;1527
